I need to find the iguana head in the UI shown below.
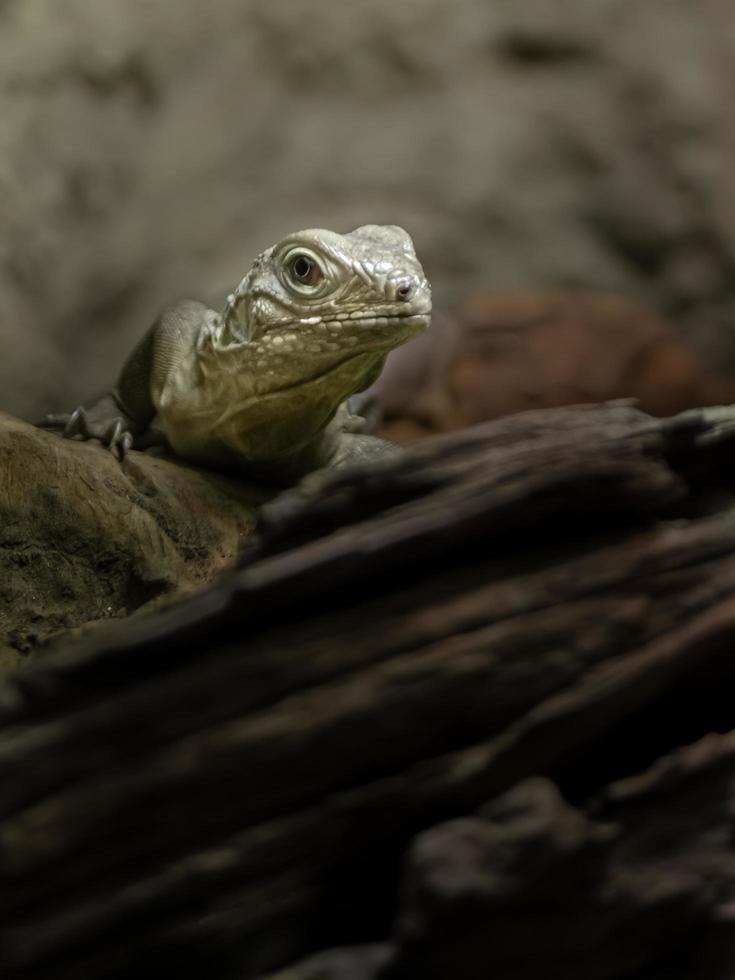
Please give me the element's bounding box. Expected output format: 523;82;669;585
219;225;431;388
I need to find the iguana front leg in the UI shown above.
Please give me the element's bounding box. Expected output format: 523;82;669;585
39;327;157;459
39;301;205;460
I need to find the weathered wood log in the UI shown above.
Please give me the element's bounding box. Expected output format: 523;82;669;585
0;412;268;652
388;740;735;980
3;401;735;979
263;728;735;979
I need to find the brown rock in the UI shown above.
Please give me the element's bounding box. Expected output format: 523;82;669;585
375;292;735;442
0;413;265;653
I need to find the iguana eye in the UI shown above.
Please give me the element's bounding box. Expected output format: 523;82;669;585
287;253;323;288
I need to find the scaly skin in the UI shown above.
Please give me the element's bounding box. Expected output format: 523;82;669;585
40;225;432;485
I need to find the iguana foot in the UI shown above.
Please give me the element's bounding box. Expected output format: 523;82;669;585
39;407;136;460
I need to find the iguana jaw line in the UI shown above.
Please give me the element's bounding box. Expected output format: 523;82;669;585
274;310;431;332
251;312;430;394
220;225;432;352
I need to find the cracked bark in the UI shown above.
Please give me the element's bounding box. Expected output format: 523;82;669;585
2;401;735;979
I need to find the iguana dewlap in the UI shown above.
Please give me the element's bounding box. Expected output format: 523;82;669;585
41;225;431;484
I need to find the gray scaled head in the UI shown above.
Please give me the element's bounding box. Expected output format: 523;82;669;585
223;224;432;361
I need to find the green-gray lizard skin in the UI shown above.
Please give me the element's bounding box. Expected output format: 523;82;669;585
40;225;431;485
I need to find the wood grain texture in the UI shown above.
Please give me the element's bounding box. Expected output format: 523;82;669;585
3;401;735;979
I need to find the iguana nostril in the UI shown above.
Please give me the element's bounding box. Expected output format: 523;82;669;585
395;279;415;301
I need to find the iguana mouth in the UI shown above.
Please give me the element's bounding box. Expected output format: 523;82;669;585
288;310;431;331
334;312;429;331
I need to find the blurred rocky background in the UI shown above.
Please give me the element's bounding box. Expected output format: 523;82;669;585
4;0;735;424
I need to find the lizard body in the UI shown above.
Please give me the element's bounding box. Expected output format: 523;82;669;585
41;225;431;484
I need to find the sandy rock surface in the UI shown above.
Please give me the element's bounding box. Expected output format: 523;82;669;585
0;413;265;652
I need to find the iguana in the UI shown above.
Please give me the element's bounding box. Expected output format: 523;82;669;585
40;225;431;485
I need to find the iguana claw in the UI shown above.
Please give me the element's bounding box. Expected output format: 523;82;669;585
38;406;137;461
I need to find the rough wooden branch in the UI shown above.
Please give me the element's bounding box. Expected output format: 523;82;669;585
2;401;735;979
